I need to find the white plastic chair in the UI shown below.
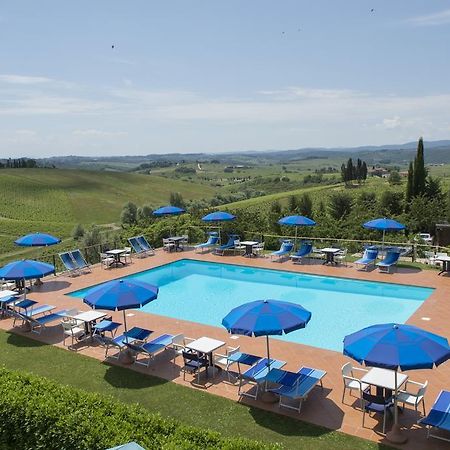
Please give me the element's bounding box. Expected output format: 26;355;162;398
163;238;175;252
122;247;132;264
335;249;348;266
233;239;245;255
254;242;265;257
61;320;85;348
342;362;369;409
213;345;240;382
171;334;196;362
397;379;428;416
100;253;114;269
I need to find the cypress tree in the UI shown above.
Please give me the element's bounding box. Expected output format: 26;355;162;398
346;158;354;183
361;161;368;181
405;161;414;205
341;163;346;183
413;137;427;197
356;158;362;183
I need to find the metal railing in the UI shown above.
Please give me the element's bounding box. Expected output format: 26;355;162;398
3;228;446;273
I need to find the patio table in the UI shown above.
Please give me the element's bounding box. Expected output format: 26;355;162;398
436;255;450;275
321;247;341;265
361;367;408;397
187;336;225;376
0;290;18;316
106;249;126;267
168;236;184;252
74;310;108;340
240;241;259;258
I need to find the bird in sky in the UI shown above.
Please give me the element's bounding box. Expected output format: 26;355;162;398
371;8;375;12
111;44;115;49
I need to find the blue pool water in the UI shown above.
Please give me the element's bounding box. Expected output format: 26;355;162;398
68;260;433;352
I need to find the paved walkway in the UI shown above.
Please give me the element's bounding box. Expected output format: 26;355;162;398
1;249;449;449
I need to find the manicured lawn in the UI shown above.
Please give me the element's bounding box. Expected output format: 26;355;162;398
0;330;390;450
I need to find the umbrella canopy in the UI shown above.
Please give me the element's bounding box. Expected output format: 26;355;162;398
222;299;311;336
363;218;405;232
278;215;316;249
201;211;236;222
222;299;311;376
153;205;185;216
363;218;405;248
83;279;158;311
83;278;159;337
344;323;450;442
0;259;55;281
14;232;61;247
278;215;316;227
344;323;450;371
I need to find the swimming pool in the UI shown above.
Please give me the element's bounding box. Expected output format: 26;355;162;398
68;259;433;352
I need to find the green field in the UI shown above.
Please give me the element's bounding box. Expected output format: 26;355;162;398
0;168;216;261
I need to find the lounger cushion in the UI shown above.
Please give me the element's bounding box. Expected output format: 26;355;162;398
420;390;450;432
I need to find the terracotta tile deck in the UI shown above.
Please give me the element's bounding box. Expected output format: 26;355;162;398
1;249;449;449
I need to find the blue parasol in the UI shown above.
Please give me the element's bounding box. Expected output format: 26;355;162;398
15;233;61;247
222;299;311;369
363;218;405;248
82;278;158;335
153;205;185;216
344;323;450;442
278;215;316;249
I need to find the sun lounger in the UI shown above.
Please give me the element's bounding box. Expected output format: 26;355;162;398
136;236;155;255
419;390;450;442
355;249;378;271
71;249;91;272
214;235;239;255
267;366;326;413
194;233;219;253
128;237;147;258
22;309;71;334
290;243;313;264
126;333;175;367
59;252;80;276
270;241;294;262
376;250;400;273
238;357;286;399
95;326;153;359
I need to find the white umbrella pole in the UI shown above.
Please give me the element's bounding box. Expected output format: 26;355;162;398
382;229;386;250
295;227;298;251
394;369;398;425
265;335;271;368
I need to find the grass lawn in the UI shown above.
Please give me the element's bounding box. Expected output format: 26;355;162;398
0;330;390;450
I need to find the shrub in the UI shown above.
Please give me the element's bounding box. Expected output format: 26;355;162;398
0;368;275;450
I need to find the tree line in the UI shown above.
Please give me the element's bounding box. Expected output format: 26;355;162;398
340;158;368;184
0;158;38;169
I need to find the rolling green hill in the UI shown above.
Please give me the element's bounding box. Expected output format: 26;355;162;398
0;168;216;260
222;177;403;212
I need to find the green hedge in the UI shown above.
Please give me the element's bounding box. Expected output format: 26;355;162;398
0;368;277;450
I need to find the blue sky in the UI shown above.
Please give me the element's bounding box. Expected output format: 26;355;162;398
1;1;450;157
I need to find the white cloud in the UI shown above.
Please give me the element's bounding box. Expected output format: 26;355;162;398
380;116;402;129
0;74;53;84
0;75;449;156
72;129;128;138
406;9;450;26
